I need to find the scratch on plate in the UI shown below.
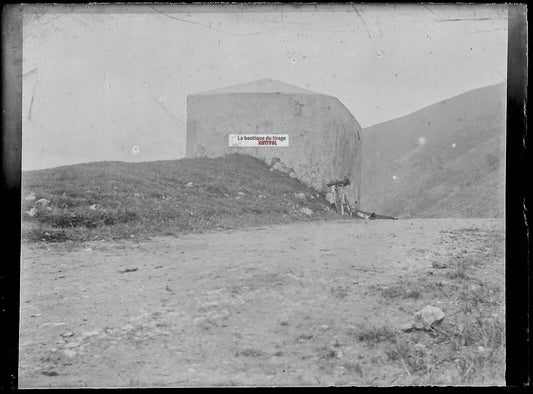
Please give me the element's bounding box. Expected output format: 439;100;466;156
149;5;260;37
351;5;372;40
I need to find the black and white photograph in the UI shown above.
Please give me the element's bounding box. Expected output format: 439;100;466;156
9;3;527;387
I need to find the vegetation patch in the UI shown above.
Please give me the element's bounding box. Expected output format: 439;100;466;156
21;154;342;243
371;279;423;300
352;325;397;345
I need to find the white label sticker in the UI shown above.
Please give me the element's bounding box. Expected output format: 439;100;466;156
229;134;289;147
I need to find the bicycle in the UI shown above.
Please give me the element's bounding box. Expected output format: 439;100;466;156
327;172;353;216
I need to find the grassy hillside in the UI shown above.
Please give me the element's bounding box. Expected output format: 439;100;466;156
361;83;506;218
21;154;336;242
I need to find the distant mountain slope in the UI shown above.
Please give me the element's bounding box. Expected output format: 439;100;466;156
361;83;506;218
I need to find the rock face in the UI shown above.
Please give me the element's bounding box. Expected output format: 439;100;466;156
186;79;363;206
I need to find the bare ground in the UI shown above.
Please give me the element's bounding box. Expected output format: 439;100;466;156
19;218;505;387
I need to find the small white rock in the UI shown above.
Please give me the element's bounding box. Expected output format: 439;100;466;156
63;349;77;358
414;305;445;328
81;330;100;338
23;192;36;201
300;207;313;216
35;198;50;208
60;331;75;338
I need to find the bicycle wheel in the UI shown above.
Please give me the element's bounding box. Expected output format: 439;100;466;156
334;187;341;214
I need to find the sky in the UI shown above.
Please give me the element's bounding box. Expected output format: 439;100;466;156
22;4;508;170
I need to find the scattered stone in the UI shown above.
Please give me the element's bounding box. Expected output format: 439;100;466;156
84;248;93;252
134;193;141;197
50;322;67;327
89;204;98;210
50;347;58;353
81;330;100;338
35;198;50;208
300;207;313;216
185;182;194;188
237;191;246;196
295;192;306;199
320;324;329;330
289;171;298;178
60;331;75;338
121;324;135;332
413;305;445;329
356;211;371;219
23;192;36;201
26;208;37;217
62;349;77;358
64;342;81;348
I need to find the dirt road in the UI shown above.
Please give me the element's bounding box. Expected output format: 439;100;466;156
19;218;505;387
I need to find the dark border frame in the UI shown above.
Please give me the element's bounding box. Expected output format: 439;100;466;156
1;3;529;389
